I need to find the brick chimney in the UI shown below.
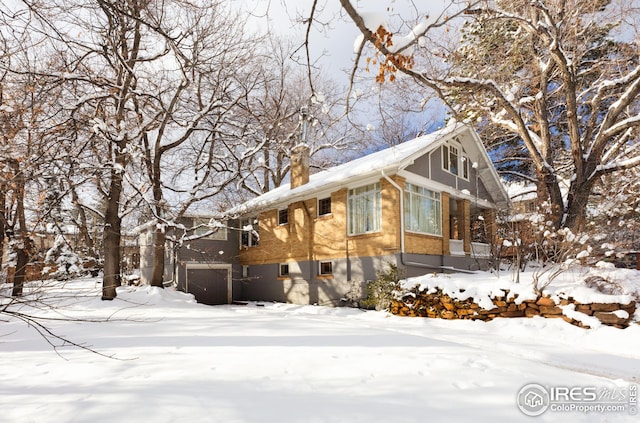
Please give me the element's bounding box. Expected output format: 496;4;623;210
290;106;310;189
290;144;310;189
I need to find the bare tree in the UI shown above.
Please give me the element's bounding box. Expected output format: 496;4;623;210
0;22;56;295
234;37;364;197
5;0;165;298
334;0;640;232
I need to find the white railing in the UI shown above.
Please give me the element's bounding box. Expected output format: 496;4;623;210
450;239;465;256
471;242;491;258
449;240;492;257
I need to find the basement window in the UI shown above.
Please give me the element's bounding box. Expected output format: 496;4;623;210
279;263;290;277
319;261;333;276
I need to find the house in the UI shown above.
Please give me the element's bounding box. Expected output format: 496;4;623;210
224;122;510;306
139;122;510;306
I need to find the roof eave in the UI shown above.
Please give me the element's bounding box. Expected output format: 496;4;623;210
226;164;401;219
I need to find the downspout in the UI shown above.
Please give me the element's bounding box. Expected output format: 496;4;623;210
345;211;351;281
381;170;405;264
302;201;314;284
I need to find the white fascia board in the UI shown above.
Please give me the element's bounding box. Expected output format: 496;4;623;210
233;165;399;218
465;130;511;208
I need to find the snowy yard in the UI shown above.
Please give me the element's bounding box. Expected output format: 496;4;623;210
1;273;639;423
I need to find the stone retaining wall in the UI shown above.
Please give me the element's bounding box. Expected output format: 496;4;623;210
390;288;636;328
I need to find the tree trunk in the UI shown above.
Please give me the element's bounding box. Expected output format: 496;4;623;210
563;180;594;231
0;194;5;271
150;225;165;288
9;158;30;297
102;171;123;300
11;246;28;297
536;167;565;229
149;145;166;288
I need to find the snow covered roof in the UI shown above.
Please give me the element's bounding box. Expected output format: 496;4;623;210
226;122;509;217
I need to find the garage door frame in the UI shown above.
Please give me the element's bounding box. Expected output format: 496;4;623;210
185;263;233;304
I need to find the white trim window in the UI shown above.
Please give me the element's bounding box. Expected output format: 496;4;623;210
348;182;382;235
279;263;290;277
442;144;459;176
319;261;333;276
318;197;332;216
461;155;470;180
443;142;471;180
278;208;289;225
240;218;259;247
404;183;442;235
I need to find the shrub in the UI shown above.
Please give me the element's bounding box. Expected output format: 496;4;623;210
361;263;402;311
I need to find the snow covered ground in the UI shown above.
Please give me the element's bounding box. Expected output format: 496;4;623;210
1;271;639;423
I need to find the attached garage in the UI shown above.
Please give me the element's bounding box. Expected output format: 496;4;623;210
185;263;232;305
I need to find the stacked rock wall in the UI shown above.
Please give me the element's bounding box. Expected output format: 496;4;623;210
390;288;635;328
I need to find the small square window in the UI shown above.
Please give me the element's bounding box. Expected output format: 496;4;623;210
278;208;289;225
319;261;332;275
318;197;331;216
279;263;290;277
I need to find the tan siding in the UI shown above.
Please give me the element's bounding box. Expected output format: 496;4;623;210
405;233;443;255
239;209;282;264
240;195;345;265
312;189;348;259
238;173;479;266
240;177;407;265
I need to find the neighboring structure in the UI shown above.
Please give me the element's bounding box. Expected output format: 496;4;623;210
2;224;128;284
138;216;242;305
139;122;510;306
